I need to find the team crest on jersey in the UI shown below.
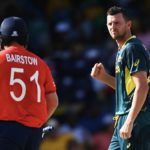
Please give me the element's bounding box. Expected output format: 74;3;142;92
11;31;18;37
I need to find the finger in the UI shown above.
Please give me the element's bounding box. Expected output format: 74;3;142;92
91;68;98;77
120;129;126;139
120;131;131;140
93;63;103;70
97;63;102;67
120;131;124;139
120;132;127;139
91;63;99;76
127;132;131;139
97;63;103;69
94;63;99;69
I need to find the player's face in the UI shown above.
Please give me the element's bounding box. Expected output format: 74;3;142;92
107;13;131;40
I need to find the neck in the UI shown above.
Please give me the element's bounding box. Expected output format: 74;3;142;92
117;32;132;49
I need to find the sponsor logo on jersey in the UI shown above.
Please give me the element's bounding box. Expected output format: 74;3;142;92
126;142;131;149
115;66;120;73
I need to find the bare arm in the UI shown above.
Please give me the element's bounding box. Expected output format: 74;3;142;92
120;71;149;139
126;71;149;122
91;63;116;89
46;92;59;119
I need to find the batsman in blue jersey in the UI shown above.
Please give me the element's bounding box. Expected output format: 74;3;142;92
91;6;150;150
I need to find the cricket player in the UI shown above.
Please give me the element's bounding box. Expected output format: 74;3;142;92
91;6;150;150
0;16;58;150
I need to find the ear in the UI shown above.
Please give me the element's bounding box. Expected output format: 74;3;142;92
127;20;132;28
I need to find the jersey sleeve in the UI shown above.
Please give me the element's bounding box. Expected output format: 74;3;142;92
126;44;147;74
44;65;56;94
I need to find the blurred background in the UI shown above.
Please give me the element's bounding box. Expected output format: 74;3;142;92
1;0;150;149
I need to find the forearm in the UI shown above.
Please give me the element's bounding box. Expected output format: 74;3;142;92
46;92;59;119
102;73;116;89
91;63;116;89
47;104;58;119
126;85;149;123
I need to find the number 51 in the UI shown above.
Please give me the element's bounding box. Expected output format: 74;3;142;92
10;68;41;102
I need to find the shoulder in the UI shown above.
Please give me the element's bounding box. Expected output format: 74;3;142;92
27;51;48;66
0;49;11;62
125;38;146;54
24;50;51;73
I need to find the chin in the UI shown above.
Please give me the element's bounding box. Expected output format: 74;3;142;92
110;34;116;39
112;34;120;40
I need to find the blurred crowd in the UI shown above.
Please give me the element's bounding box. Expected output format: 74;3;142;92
1;0;150;149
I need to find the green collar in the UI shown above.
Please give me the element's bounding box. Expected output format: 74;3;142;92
119;35;136;50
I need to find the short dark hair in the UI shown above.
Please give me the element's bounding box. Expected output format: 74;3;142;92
107;6;131;21
0;36;28;49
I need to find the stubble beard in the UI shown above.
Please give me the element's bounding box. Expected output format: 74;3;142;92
111;32;126;41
